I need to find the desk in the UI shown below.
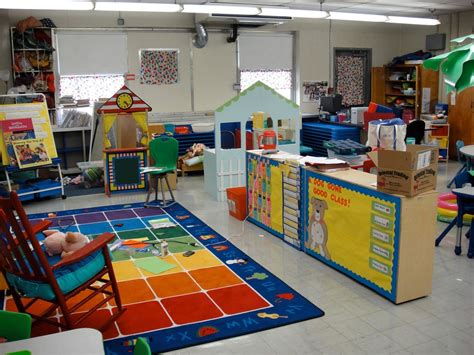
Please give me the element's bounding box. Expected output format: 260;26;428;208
0;328;104;355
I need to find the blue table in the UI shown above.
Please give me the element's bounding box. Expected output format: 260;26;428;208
436;186;474;258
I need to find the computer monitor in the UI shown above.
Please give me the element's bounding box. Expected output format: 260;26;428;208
320;95;342;114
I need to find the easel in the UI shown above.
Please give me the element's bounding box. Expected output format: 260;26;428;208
0;93;65;200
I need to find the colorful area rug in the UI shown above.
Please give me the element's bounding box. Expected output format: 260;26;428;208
1;202;324;354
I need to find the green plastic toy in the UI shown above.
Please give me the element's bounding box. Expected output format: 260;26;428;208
0;310;32;342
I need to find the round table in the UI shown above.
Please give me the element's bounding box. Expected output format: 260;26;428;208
460;145;474;168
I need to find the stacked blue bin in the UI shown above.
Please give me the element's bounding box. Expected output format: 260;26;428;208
301;122;361;157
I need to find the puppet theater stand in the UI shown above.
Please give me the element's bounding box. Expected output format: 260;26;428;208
204;81;300;201
97;86;150;196
247;151;437;304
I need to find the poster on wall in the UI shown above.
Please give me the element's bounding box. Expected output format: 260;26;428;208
303;171;400;300
139;49;179;85
302;81;328;104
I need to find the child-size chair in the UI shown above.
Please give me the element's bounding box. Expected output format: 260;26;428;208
145;136;179;208
447;140;467;188
0;310;32;342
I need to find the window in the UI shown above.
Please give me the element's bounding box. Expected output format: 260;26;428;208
59;74;125;101
240;69;292;99
238;33;294;100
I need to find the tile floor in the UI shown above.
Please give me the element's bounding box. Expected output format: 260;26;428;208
24;162;474;354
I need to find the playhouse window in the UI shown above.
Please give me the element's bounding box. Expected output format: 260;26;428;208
59;74;125;102
277;119;296;145
240;70;292;99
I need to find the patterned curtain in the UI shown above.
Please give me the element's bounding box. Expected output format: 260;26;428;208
335;55;366;106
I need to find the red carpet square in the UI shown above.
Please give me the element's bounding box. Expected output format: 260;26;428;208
68;309;119;340
208;284;270;315
147;272;200;298
161;292;223;324
189;266;243;290
115;301;172;335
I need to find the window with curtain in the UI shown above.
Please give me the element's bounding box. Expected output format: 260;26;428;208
56;31;128;101
238;34;294;99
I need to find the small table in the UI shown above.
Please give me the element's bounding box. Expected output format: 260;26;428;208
0;328;104;355
436;186;474;258
460;145;474;169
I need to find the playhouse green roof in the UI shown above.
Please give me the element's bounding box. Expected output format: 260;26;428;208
216;81;299;113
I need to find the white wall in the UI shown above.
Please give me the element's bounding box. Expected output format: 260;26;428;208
3;9;472;114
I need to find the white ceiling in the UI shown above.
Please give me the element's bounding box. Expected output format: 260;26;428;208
180;0;473;17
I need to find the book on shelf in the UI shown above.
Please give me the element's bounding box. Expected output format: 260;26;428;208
0;118;35;167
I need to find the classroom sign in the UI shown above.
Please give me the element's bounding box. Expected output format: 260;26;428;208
302;169;401;300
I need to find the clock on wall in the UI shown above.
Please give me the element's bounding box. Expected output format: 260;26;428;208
116;92;133;110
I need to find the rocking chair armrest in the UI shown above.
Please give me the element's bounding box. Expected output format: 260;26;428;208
32;220;53;234
52;232;115;270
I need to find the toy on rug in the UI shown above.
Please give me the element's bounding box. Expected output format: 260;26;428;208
43;230;89;258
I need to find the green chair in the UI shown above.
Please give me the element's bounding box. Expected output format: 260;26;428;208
0;310;32;342
145;136;178;208
133;337;152;355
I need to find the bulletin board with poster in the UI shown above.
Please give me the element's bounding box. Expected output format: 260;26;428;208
0;99;57;167
301;167;402;302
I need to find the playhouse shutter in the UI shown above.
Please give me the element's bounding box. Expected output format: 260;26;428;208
56;30;128;75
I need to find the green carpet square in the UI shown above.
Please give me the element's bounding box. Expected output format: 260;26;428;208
151;226;189;239
117;228;156;241
167;236;204;253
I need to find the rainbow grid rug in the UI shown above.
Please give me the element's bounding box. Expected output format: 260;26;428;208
1;202;324;354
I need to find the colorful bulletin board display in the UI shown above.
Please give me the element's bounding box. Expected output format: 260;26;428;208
0;100;58;166
2;202;324;354
300;168;438;304
302;167;401;301
246;151;301;249
104;147;148;196
205;81;300;201
98;86;151;196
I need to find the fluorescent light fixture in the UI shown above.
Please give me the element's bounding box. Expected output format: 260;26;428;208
182;4;260;16
329;12;387;22
95;2;182;12
0;0;93;10
387;16;440;26
260;7;327;19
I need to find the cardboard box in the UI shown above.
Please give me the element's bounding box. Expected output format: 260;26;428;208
367;145;438;197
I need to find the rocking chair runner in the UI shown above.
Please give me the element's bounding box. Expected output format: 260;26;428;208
0;191;125;330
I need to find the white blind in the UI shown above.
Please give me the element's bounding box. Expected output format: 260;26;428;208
56;31;128;75
239;33;293;70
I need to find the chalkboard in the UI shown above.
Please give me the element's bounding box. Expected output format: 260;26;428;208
113;156;140;185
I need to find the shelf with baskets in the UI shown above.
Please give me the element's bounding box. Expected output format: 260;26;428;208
371;64;439;119
427;123;449;162
10;26;56;122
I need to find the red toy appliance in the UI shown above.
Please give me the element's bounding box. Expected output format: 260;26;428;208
258;129;277;150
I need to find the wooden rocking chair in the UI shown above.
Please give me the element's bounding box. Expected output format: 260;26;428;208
0;191;125;330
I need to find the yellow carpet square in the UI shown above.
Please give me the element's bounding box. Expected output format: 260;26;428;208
113;260;142;281
173;249;222;270
140;255;183;276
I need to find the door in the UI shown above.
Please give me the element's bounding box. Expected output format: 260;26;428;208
334;48;372;107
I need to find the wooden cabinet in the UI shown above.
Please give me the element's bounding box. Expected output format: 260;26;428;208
448;87;474;159
371;64;439;119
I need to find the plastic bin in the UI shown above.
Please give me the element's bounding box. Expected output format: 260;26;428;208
0;185;36;202
77;161;104;188
226;187;247;221
32;179;61;198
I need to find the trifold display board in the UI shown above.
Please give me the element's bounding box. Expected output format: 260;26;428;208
246;151;438;304
247;152;301;249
